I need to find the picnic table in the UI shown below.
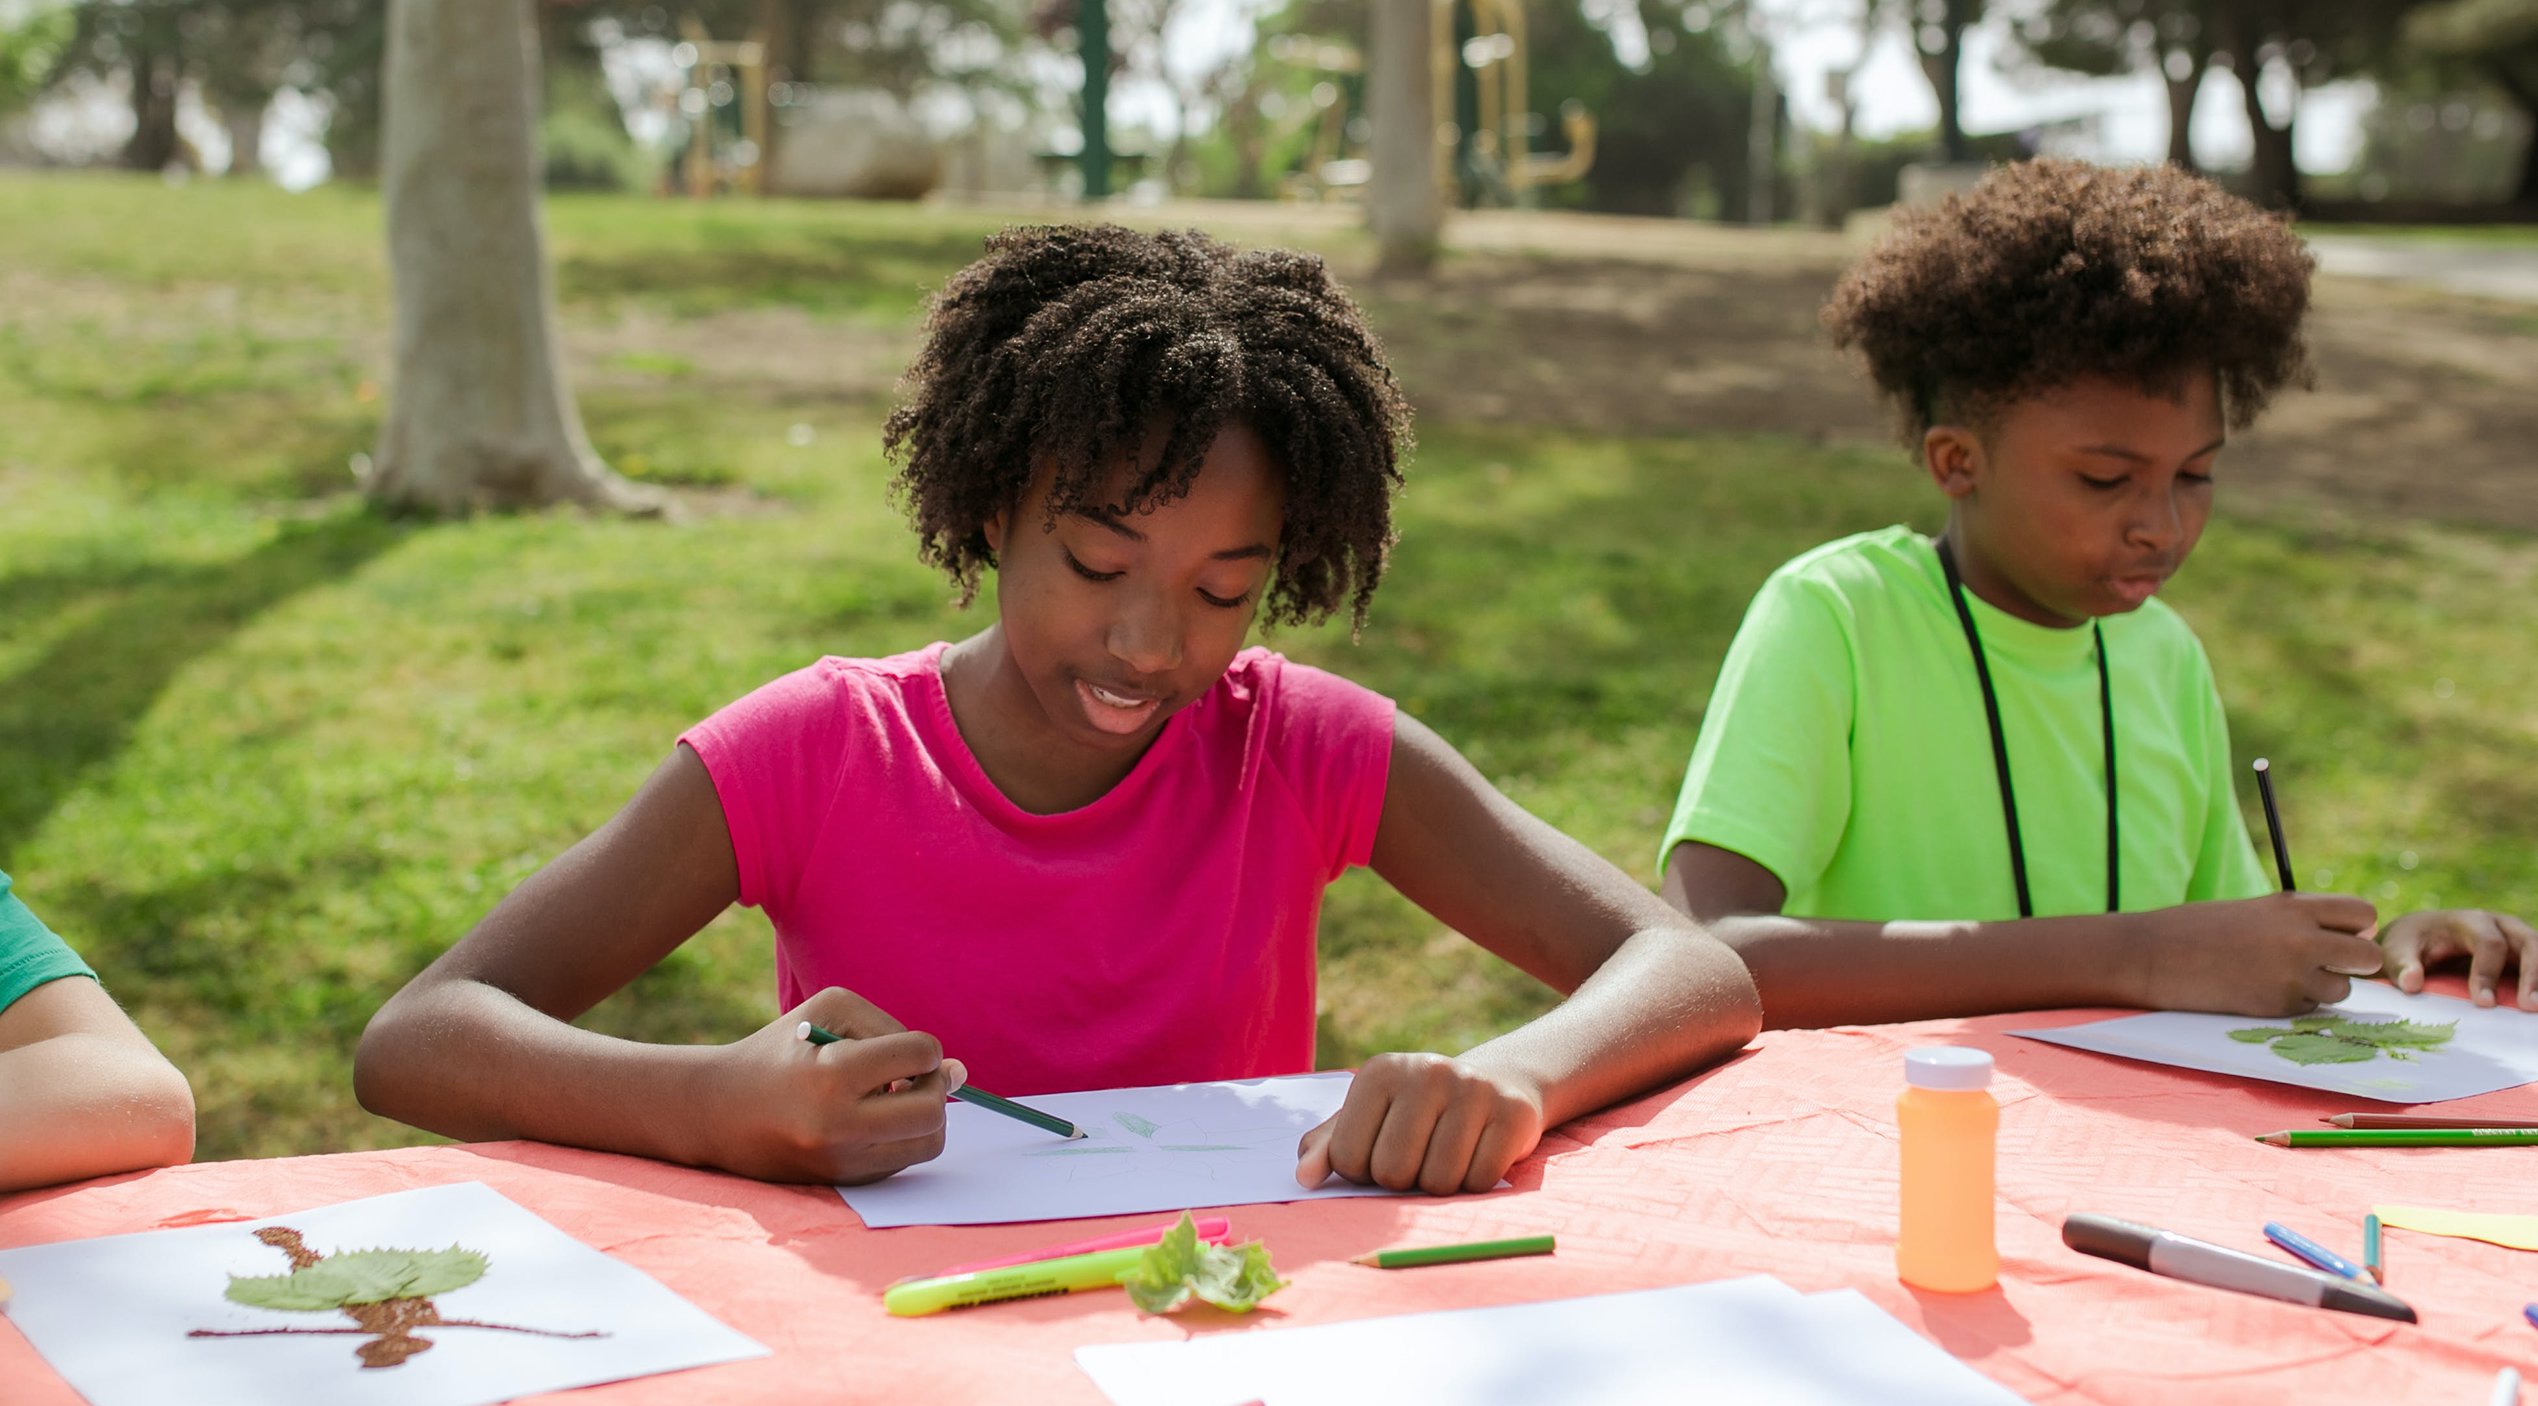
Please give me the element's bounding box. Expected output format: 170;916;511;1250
6;995;2534;1404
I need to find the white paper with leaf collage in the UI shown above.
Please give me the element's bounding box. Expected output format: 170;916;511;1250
2013;982;2538;1103
0;1180;764;1406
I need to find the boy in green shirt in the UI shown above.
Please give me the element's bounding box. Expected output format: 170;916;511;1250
1660;159;2535;1027
0;867;194;1188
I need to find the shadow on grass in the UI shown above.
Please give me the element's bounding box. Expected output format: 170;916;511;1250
0;509;409;858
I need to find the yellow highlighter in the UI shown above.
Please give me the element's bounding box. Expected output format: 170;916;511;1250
883;1244;1147;1317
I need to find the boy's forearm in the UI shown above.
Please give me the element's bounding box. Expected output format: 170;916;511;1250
1714;910;2153;1030
0;1035;195;1191
1459;925;1763;1130
355;981;724;1167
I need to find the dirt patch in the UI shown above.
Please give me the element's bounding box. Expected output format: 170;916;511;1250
1344;218;2538;533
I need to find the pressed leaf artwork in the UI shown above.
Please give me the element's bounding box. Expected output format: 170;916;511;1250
2226;1015;2458;1067
190;1226;605;1369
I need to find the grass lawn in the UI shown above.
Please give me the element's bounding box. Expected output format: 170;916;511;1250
5;171;2537;1163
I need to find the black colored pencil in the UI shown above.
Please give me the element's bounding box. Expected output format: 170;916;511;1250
2253;757;2297;892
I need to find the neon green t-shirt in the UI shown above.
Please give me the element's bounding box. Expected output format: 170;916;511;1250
1660;526;2270;920
0;867;95;1014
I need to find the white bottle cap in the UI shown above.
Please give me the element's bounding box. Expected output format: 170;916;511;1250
1904;1045;1994;1090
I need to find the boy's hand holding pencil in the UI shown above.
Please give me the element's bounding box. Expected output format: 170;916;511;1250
2128;891;2386;1018
701;988;964;1187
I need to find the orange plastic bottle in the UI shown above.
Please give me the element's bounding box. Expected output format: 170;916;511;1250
1896;1045;1999;1293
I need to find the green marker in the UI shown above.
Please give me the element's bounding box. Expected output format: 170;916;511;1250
884;1245;1148;1316
1349;1234;1556;1269
796;1021;1084;1139
2256;1128;2538;1148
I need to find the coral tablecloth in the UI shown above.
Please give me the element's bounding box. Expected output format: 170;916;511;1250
6;1002;2535;1404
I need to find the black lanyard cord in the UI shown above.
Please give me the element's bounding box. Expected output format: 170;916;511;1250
1935;538;2119;918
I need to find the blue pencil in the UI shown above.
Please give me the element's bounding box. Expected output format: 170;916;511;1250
2523;1303;2538;1332
2263;1222;2364;1281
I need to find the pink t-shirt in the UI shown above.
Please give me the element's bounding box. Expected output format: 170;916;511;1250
678;644;1395;1095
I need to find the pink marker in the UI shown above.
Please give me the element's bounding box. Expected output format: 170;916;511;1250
922;1217;1233;1280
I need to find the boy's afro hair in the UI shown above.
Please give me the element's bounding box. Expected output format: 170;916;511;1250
1822;158;2316;440
883;224;1409;633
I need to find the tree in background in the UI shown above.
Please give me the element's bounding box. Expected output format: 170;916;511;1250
1903;0;1981;161
1366;0;1436;273
2209;0;2421;210
2405;0;2538;204
370;0;665;515
2013;0;2217;169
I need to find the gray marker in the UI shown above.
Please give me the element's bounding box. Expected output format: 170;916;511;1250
2064;1213;2417;1322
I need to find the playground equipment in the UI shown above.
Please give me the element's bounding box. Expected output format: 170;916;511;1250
1431;0;1596;205
1274;2;1593;207
672;20;766;196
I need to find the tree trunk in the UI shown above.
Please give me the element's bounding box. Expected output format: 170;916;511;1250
2494;65;2538;207
222;99;266;177
123;46;183;171
1913;1;1973;162
373;0;667;516
1366;0;1440;276
2225;26;2298;209
2161;44;2207;170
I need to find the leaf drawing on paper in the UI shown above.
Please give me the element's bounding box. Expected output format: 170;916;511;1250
189;1226;604;1369
1113;1112;1161;1139
2226;1014;2458;1067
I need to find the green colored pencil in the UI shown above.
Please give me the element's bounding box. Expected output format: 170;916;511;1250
1350;1234;1556;1269
2256;1128;2538;1148
796;1021;1083;1139
2363;1213;2383;1284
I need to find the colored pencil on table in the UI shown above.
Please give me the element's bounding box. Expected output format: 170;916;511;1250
2253;758;2297;892
2263;1222;2364;1280
2523;1303;2538;1332
1350;1234;1556;1269
2364;1213;2383;1284
2257;1129;2538;1148
797;1020;1084;1139
2325;1114;2538;1131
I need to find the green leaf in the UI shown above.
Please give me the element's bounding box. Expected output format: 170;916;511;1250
2330;1018;2457;1050
1116;1213;1289;1315
2268;1032;2384;1066
224;1247;488;1312
2228;1026;2290;1043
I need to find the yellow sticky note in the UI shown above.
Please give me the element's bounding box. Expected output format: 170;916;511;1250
2374;1204;2538;1251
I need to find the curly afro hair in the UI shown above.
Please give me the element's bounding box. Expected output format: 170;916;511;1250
1822;158;2316;442
882;224;1410;634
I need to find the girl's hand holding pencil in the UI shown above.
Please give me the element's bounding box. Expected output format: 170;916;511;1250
704;988;965;1186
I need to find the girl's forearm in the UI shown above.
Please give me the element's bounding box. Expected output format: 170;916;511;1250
354;980;724;1167
1458;926;1763;1130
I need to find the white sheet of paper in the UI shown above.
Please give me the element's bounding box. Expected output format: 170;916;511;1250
1073;1276;2030;1406
2012;982;2538;1103
0;1181;765;1406
838;1071;1409;1228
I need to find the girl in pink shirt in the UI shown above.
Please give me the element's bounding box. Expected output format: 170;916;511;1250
356;226;1760;1194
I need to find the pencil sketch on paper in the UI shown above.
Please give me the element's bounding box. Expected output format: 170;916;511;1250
1022;1109;1294;1183
189;1227;603;1370
2226;1014;2457;1067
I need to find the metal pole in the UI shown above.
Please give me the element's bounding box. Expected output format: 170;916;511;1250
1081;0;1110;200
1746;29;1774;224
